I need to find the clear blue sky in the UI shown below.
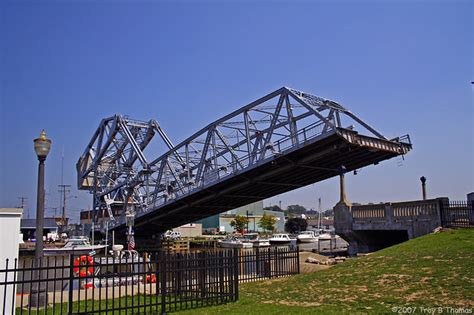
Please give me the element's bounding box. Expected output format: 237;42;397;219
1;0;472;222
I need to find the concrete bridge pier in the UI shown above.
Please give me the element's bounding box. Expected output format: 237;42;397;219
334;202;364;256
333;168;360;256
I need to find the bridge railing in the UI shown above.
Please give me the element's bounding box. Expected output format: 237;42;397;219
348;198;474;231
351;204;386;219
392;199;439;218
145;120;330;214
350;199;442;223
271;120;326;156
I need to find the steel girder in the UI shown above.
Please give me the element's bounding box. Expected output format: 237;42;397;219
76;115;177;221
77;87;409;229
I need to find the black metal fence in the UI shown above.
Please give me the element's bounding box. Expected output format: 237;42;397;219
0;246;299;315
238;246;300;283
440;200;474;228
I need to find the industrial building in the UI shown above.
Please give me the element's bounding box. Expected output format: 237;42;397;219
197;201;285;233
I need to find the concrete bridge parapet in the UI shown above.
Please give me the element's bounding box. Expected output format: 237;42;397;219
335;197;448;255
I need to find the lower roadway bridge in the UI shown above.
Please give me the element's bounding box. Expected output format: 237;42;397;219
77;87;412;240
334;197;474;254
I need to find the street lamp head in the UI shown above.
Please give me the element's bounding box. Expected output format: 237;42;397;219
34;130;52;160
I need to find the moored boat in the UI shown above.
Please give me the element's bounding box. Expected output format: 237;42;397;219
317;232;333;241
268;233;295;244
242;233;270;247
44;237;107;255
297;231;318;243
218;236;253;248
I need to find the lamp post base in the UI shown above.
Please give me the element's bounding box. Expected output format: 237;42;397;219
29;284;48;309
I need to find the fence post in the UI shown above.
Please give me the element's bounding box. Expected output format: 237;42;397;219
176;252;181;296
68;254;74;315
296;246;300;274
218;251;224;302
266;247;271;278
233;248;239;301
2;258;9;315
200;251;206;298
255;247;260;276
160;251;166;315
437;197;449;227
152;252;158;312
470;200;474;226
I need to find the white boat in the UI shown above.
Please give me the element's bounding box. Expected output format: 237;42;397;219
316;232;336;241
219;236;253;249
317;233;331;240
242;233;270;247
44;237;107;255
269;233;295;244
82;250;145;289
297;231;318;243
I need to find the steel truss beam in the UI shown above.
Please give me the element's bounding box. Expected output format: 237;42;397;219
76;115;177;222
77;87;408;229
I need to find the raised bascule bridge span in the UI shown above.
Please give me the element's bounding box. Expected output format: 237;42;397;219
77;87;412;240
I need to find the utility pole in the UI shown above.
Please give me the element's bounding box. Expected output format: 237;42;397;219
246;210;249;232
18;196;28;217
58;184;71;221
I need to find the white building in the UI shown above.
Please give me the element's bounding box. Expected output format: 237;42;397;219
0;208;23;312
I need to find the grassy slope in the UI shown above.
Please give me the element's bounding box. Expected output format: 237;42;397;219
175;229;474;314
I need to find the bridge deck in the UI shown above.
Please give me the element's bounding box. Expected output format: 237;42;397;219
114;128;410;236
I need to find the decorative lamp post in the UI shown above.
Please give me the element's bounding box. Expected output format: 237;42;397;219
420;176;427;200
31;130;51;308
33;130;52;258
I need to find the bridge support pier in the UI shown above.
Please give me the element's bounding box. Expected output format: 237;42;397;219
334;169;361;255
334;201;360;256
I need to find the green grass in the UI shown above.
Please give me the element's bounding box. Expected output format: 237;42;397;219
17;295;161;315
174;228;474;314
18;229;474;314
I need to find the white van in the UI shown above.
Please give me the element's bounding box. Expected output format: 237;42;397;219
163;230;181;240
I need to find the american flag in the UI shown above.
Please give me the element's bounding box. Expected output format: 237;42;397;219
128;235;135;250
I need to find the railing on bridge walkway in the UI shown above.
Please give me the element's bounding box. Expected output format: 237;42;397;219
392;200;440;218
0;247;299;315
350;199;474;228
351;203;386;219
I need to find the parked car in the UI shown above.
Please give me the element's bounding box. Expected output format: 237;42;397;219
163;230;181;240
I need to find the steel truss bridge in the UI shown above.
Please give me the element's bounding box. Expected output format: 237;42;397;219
77;87;412;237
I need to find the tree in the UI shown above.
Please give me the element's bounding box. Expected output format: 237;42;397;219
284;217;308;234
287;204;307;215
258;213;276;234
230;215;249;233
